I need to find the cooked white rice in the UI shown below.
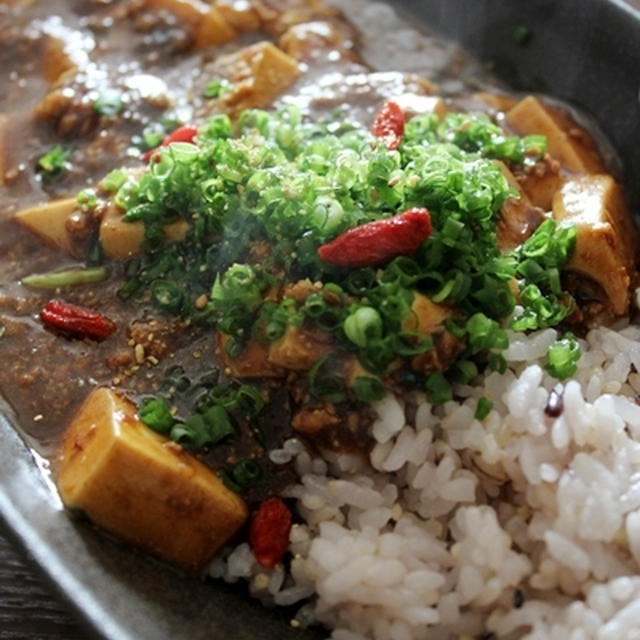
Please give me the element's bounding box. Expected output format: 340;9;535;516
212;311;640;639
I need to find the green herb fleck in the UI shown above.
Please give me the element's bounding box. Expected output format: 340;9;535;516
21;266;109;289
202;78;231;99
218;470;242;493
231;458;261;489
475;396;493;421
139;397;175;434
37;145;72;181
352;376;386;403
93;89;124;117
77;189;98;211
100;169;128;193
546;333;581;380
425;371;452;406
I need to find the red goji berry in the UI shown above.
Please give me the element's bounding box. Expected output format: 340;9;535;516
162;124;198;145
40;299;116;339
143;124;198;163
371;100;405;150
249;496;292;569
317;207;432;268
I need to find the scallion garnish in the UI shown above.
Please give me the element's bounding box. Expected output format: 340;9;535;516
139;397;175;434
231;458;261;489
151;280;185;314
202;78;231;99
100;169;128;193
101;102;581;401
475;396;493;421
77;189;98;211
21;266;109;289
425;371;452;405
309;355;347;403
343;307;383;348
545;333;581;380
352;376;386;402
93;89;124;117
37;145;71;181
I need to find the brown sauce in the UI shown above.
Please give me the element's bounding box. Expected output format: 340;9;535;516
0;1;459;459
0;0;634;505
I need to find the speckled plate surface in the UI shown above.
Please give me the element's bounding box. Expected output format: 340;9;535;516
1;2;639;639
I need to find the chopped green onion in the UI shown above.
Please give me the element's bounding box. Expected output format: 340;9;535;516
352;376;386;402
201;114;233;140
98;101;579;397
202;78;231;99
475;396;493;420
522;134;547;157
218;470;242;493
546;333;581;380
100;169;128;193
139;397;175;434
151;280;185;314
309;356;347;403
466;313;508;353
425;371;452;405
170;414;210;448
450;359;478;384
201;405;235;443
141;124;165;149
231;458;261;488
234;385;265;417
488;353;507;374
311;196;344;233
77;189;98;211
37;145;71;180
21;266;109;289
93;89;124;117
343;306;383;348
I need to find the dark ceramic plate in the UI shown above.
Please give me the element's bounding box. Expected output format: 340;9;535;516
1;1;639;638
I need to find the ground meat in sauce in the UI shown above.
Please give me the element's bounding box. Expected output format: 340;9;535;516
0;0;434;502
0;0;635;513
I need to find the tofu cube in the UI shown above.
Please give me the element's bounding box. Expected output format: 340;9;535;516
513;157;564;211
403;292;453;334
506;95;605;174
473;92;518;113
217;41;300;111
495;161;545;250
143;0;236;47
403;293;465;375
15;197;79;256
214;0;261;31
41;35;76;84
217;333;285;378
194;3;237;48
58;388;248;569
99;205;189;260
268;325;331;371
553;174;638;316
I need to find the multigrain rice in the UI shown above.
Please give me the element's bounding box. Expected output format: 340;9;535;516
213;321;640;639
